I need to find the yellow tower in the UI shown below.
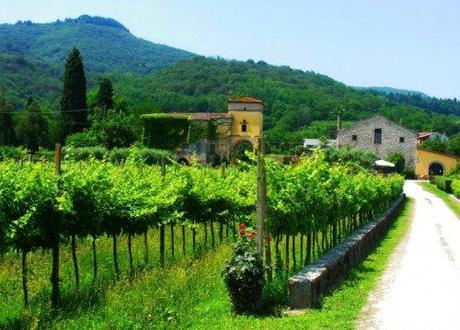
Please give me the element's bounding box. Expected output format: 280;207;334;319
227;96;263;151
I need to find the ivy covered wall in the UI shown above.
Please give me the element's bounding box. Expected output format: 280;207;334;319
141;113;219;149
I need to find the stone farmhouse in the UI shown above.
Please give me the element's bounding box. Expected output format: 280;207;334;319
337;114;417;167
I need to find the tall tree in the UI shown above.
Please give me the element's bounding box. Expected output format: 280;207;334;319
96;78;114;110
0;90;15;145
60;48;87;142
16;99;49;152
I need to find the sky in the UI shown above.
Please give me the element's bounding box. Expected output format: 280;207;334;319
1;0;459;99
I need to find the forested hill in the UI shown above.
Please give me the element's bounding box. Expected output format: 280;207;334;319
0;53;61;106
0;16;458;151
361;86;430;98
108;56;460;146
0;15;195;74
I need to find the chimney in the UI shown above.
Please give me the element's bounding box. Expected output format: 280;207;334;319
337;108;343;134
336;108;343;148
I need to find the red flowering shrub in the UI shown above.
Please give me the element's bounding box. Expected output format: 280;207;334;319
238;223;247;236
222;224;264;314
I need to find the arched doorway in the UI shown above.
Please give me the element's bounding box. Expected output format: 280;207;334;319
429;162;444;176
231;140;253;163
177;158;190;166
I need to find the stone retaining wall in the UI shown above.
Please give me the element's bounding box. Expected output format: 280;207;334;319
288;194;406;310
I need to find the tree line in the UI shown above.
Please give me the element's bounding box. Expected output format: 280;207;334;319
0;48;140;152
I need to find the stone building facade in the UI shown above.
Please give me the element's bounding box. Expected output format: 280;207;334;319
337;114;417;167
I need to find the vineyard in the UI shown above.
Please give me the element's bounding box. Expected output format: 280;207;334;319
0;150;403;324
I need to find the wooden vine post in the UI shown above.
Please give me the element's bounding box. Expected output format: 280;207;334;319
159;157;166;267
256;137;271;280
51;143;62;309
255;138;266;249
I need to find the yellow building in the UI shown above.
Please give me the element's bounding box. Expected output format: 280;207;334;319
415;149;458;178
171;96;263;164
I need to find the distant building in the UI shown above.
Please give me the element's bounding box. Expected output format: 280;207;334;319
303;138;336;150
337;114;417;167
416;131;448;144
415;149;458;178
162;97;263;164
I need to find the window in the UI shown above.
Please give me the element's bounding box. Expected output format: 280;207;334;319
374;128;382;144
352;135;358;141
399;137;405;143
241;120;248;132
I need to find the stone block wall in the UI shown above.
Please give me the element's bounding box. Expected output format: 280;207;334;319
288;193;406;310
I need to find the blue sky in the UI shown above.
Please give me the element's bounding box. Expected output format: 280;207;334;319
1;0;459;98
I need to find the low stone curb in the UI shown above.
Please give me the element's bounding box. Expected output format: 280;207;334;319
288;193;406;310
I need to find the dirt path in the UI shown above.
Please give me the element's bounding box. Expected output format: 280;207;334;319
359;180;460;330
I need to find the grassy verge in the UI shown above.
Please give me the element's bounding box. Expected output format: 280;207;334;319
420;182;460;217
0;199;413;329
183;198;413;330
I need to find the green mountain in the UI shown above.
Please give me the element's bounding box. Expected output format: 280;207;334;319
0;15;195;74
106;57;459;150
0;16;458;153
0;53;61;107
356;86;430;98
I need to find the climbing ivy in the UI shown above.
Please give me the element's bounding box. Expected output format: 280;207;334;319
141;114;189;149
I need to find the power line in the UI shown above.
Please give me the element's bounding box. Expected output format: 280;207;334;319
0;108;91;114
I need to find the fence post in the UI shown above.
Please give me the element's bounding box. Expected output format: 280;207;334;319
51;143;62;309
159;157;166;267
256;137;266;257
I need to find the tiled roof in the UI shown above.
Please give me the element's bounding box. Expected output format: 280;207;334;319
228;96;263;104
417;131;432;139
169;112;231;121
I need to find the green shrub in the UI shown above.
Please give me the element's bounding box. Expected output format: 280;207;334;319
0;146;28;161
222;224;264;315
65;130;100;148
387;152;405;173
402;167;416;179
448;163;460;176
324;145;377;169
64;146;108;161
452;180;460;198
64;146;173;165
108;147;172;165
132;148;172;165
108;148;130;164
33;148;54;162
434;176;453;193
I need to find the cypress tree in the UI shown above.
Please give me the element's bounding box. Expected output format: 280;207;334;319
96;78;114;110
16;99;49;153
60;47;87;141
0;91;15;145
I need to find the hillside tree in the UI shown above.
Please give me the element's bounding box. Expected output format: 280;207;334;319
0;90;15;145
96;78;114;111
60;47;87;142
16;99;49;152
446;134;460;156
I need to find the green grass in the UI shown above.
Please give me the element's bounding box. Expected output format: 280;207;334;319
0;200;413;329
420;182;460;217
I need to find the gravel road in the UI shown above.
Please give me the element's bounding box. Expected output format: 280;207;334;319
359;180;460;330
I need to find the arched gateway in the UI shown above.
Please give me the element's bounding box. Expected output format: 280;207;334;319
428;162;444;176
